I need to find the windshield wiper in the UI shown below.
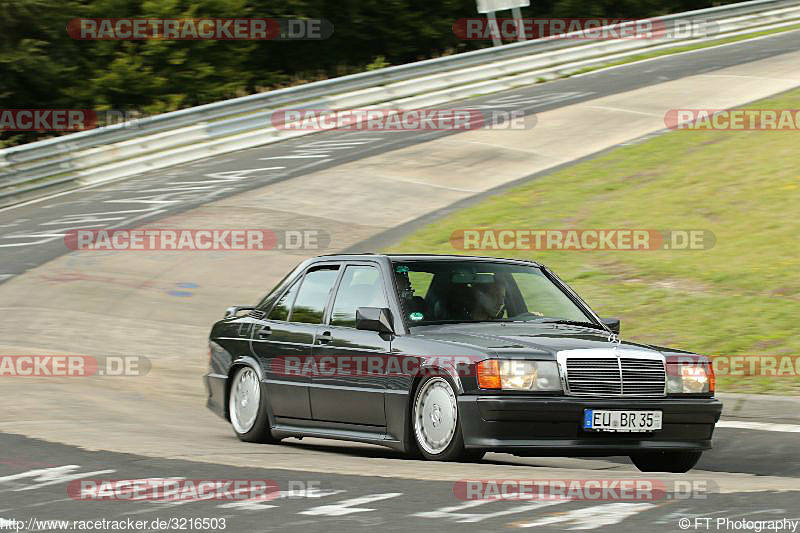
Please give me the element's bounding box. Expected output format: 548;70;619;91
532;318;608;331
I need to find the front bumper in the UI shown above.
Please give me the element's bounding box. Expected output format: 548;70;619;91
458;395;722;454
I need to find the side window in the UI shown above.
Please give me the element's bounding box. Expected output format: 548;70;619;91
268;280;300;321
290;267;340;324
331;265;388;327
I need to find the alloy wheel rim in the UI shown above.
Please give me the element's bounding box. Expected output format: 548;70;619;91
230;367;260;434
414;377;458;455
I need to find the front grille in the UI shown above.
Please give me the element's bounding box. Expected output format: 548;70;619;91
564;355;665;397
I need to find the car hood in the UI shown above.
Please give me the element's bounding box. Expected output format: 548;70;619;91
409;322;686;358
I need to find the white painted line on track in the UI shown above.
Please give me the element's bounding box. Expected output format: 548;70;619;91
579;105;664;117
0;465;116;491
717;420;800;433
514;502;655;529
416;500;568;524
299;492;403;516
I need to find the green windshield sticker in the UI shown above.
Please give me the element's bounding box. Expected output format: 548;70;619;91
409;312;424;321
395;265;409;273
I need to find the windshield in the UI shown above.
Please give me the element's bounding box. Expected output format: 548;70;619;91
392;260;594;326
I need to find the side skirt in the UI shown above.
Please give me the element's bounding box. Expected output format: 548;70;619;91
271;417;406;452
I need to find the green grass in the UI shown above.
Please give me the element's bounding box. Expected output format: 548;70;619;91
387;89;800;394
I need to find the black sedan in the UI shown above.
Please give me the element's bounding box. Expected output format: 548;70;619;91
205;254;721;472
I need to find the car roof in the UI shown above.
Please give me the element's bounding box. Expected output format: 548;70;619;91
310;253;541;267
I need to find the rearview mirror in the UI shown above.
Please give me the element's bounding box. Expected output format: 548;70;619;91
356;307;394;334
451;272;495;284
601;317;621;334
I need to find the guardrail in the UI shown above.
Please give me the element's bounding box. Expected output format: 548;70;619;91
2;0;799;205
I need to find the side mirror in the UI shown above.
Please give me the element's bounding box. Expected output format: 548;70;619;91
356;307;394;334
601;317;621;334
224;305;255;318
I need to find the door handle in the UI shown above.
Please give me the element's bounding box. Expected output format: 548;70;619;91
257;326;272;339
317;331;332;344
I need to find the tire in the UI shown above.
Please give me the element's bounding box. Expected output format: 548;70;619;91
630;450;702;473
411;376;480;461
460;449;487;462
228;366;278;443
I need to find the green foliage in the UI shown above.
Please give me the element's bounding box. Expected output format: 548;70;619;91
0;0;747;146
366;55;390;71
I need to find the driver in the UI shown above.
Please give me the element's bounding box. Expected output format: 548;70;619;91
470;281;506;321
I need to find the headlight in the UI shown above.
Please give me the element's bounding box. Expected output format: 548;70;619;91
477;359;562;391
667;362;714;394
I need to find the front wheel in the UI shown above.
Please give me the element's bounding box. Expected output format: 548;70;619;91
412;376;480;461
229;366;277;443
630;450;702;473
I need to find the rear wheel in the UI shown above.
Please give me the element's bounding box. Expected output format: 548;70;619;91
630;450;702;473
229;366;277;443
412;376;481;461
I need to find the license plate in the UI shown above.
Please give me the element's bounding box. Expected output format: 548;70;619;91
583;410;662;432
